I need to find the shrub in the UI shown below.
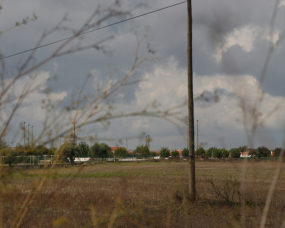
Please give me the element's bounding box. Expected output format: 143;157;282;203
221;148;229;158
196;147;205;155
159;147;170;158
208;176;241;205
171;150;179;157
230;148;240;158
114;147;128;158
182;148;189;157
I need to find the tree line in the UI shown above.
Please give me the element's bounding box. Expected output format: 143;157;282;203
1;138;284;166
195;145;284;158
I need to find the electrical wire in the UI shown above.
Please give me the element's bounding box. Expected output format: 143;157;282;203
0;1;186;60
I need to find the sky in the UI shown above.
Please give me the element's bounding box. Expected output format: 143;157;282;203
1;0;285;151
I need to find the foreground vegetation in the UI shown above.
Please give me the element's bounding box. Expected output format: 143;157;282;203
1;160;284;227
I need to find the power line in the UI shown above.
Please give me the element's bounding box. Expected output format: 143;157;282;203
1;1;186;60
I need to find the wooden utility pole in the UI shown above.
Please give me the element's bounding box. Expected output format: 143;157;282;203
28;124;30;147
73;121;77;144
187;123;189;150
24;122;26;153
196;120;199;150
148;135;150;148
187;0;195;201
32;126;33;147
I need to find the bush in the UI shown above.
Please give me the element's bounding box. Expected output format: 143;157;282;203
208;176;241;205
171;150;179;157
159;147;170;158
221;148;229;158
230;148;240;158
182;148;189;157
196;147;205;155
114;147;128;158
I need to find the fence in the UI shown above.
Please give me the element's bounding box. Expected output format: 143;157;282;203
0;155;61;166
0;153;164;166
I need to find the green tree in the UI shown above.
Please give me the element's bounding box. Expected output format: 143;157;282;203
78;141;90;156
0;138;9;150
257;146;271;157
205;149;212;158
273;148;284;157
238;145;248;152
0;148;17;167
134;145;150;157
212;148;222;158
49;147;57;155
221;148;229;158
114;147;128;158
246;149;258;157
90;143;111;158
196;147;205;155
230;148;241;158
171;150;179;157
150;151;157;157
159;147;170;158
59;143;80;165
34;145;50;156
182;148;189;157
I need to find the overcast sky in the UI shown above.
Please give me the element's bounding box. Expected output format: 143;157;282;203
1;0;285;151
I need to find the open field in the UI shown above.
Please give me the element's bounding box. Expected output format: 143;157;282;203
1;160;285;227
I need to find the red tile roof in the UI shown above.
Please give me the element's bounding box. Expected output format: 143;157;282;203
110;147;125;152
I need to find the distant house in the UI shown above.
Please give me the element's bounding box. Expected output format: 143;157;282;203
240;151;251;157
110;147;125;153
9;147;17;150
271;151;274;156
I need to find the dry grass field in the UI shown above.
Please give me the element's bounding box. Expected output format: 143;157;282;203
1;160;285;227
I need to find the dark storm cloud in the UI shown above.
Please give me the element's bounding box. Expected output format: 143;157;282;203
193;0;274;38
195;88;234;109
